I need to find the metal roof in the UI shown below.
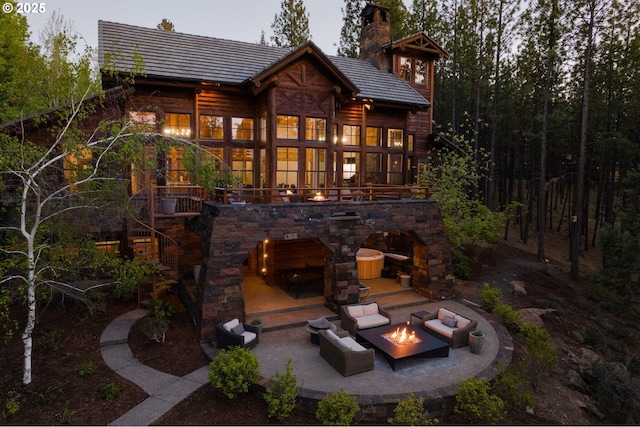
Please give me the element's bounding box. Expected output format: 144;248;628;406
98;21;429;108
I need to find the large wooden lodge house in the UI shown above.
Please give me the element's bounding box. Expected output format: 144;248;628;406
5;3;458;342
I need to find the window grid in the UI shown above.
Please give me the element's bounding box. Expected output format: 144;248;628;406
200;115;224;139
277;115;299;140
366;127;382;147
305;117;327;141
342;125;360;146
232;117;254;141
388;128;404;148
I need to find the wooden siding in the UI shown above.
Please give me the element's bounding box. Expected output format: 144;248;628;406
274;60;333;117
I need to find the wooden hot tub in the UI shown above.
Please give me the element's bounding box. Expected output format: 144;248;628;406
356;248;385;279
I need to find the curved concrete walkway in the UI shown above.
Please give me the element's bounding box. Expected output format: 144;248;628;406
100;301;512;425
100;309;210;426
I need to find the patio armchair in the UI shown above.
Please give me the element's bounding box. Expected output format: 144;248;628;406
318;329;375;376
215;318;259;349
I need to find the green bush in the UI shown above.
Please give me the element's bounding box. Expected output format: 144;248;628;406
264;359;299;422
454;377;504;424
480;282;502;313
78;362;96;377
4;391;21;415
141;299;175;343
495;303;523;333
315;388;360;426
492;365;535;412
99;382;124;400
208;346;260;399
388;392;435;425
520;323;558;387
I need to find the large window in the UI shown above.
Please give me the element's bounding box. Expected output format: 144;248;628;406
387;153;404;185
277;115;299;140
276;147;299;187
163;113;191;138
200;115;224;139
305;117;327;141
232;117;254;141
366;127;382;146
399;57;426;85
342;125;360;146
365;152;382;184
305;148;326;188
166;147;190;185
342;152;360;186
232;148;253;186
388;128;404;148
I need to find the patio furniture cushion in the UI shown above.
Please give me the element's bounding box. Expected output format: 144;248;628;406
340;302;392;335
223;318;240;332
442;316;458;328
357;313;390;330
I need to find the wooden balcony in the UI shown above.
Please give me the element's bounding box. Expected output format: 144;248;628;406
216;185;430;205
136;185;429;217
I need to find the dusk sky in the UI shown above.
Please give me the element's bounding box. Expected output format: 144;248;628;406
21;0;407;57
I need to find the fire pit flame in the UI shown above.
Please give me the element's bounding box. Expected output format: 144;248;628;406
382;322;422;346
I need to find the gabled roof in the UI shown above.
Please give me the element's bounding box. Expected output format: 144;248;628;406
389;32;449;59
98;21;430;109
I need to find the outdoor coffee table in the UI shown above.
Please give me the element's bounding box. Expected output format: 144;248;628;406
356;323;449;371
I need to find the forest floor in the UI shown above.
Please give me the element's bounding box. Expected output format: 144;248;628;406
2;226;634;425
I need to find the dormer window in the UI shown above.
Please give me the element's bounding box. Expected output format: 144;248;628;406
399;56;426;86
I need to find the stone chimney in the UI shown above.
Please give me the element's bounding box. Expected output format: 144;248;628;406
359;2;391;71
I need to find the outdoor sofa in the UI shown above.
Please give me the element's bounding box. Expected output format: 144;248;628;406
318;329;375;376
340;302;391;335
422;307;477;348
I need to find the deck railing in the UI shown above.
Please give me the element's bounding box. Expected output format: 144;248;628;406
215;185;429;205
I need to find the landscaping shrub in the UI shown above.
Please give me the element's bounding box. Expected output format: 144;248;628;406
140;298;174;343
492;364;535;413
454;377;504;424
264;359;299;422
315;388;360;426
495;303;522;333
99;382;124;400
479;282;502;313
520;323;558;388
78;362;96;377
388;392;435;425
208;346;260;399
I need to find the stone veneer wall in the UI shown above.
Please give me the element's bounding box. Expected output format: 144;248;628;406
193;199;455;342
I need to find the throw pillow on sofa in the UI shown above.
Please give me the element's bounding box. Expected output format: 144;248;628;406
346;305;365;318
442;316;458;328
362;303;379;316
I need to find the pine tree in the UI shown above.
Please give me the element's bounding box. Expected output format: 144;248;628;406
271;0;311;48
337;0;364;58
